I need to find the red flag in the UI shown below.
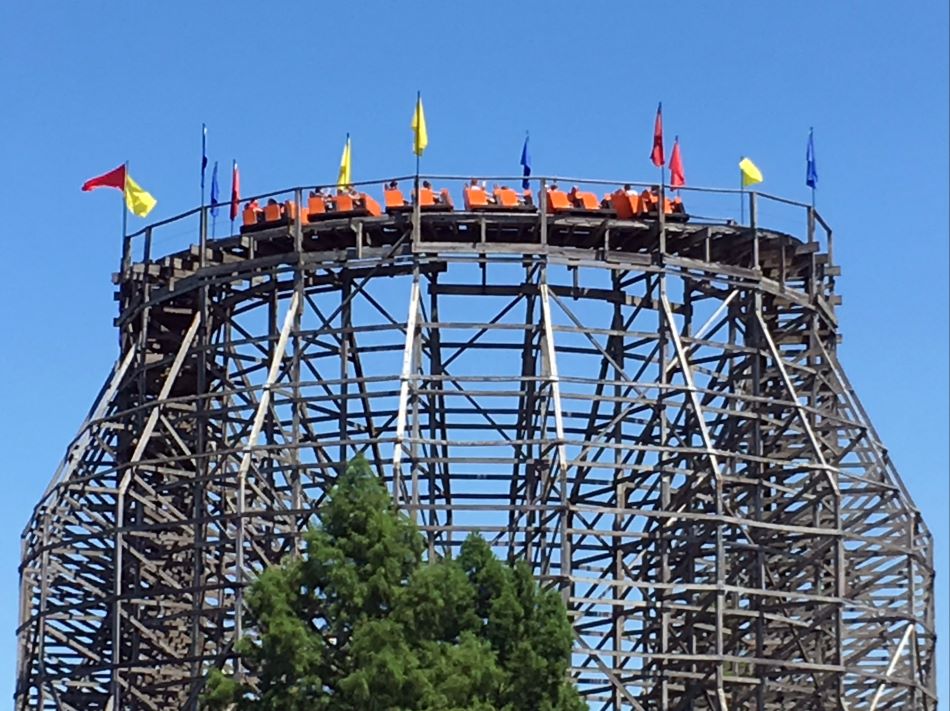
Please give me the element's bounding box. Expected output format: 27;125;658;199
650;102;664;167
82;164;126;192
229;161;240;221
669;137;685;188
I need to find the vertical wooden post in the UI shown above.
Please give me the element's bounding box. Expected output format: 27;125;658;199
120;231;132;277
199;206;208;269
658;182;667;253
412;175;421;249
539;178;548;247
143;226;153;267
749;191;759;270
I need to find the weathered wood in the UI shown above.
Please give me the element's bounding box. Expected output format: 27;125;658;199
17;200;934;711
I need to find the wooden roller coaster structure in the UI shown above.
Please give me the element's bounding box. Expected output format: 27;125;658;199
16;175;936;710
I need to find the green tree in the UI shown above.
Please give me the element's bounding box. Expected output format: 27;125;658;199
203;455;585;711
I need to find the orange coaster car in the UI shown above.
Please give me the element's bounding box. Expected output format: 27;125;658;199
544;186;613;216
384;185;410;214
464;185;490;210
415;185;454;212
638;189;689;223
493;186;534;211
463;185;535;212
610;189;642;220
308;191;383;221
569;187;600;211
241;199;296;234
543;187;572;214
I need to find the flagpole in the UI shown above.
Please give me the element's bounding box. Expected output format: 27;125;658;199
651;101;665;222
200;123;207;209
212;167;217;238
414;91;421;249
805;127;819;211
659;162;667;253
122;160;129;243
199;124;208;249
660;163;666;214
739;161;745;224
414;91;421;182
523;130;529;189
230;159;236;237
413;153;420;248
414;143;420;237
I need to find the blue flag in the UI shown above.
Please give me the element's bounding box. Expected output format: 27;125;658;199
210;161;220;217
520;133;531;190
806;128;818;189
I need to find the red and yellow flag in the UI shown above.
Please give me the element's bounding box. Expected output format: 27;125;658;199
82;164;157;217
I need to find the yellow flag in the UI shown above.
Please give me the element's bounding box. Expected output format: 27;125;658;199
337;134;352;189
739;157;763;187
124;173;157;217
411;93;428;157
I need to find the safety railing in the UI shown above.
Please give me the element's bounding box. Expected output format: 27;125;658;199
121;174;833;280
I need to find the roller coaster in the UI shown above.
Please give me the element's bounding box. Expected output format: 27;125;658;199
16;174;935;710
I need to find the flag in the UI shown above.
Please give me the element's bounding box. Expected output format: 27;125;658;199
82;164;156;217
230;160;240;221
411;92;428;157
739;157;763;187
806;128;818;189
669;137;685;188
520;133;531;190
210;161;220;217
82;164;126;192
124;173;157;217
201;123;208;194
337;134;352;189
650;102;664;167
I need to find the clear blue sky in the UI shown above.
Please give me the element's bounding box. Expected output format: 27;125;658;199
1;1;946;704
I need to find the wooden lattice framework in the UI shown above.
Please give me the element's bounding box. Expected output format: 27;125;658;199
16;177;936;710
